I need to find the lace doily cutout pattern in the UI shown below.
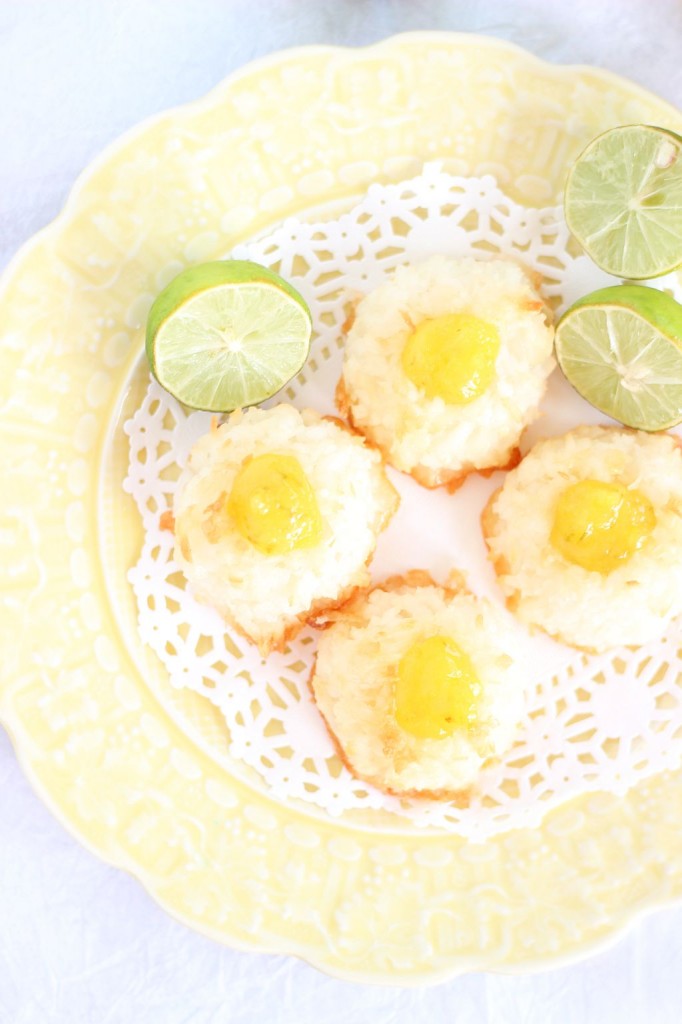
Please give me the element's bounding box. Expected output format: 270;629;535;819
124;166;682;837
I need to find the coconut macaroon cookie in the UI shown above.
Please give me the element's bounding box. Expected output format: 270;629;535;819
172;404;399;654
310;572;525;797
482;426;682;652
337;256;555;488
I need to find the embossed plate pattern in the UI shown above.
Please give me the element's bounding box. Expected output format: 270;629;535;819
1;33;682;983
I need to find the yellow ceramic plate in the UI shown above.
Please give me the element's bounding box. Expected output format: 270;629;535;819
2;33;682;985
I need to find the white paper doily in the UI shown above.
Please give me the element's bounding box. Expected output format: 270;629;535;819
124;164;682;838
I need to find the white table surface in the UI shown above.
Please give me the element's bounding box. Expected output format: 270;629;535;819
2;1;682;1020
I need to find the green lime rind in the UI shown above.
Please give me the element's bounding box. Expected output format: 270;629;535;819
146;260;311;361
555;284;682;432
564;124;682;280
146;260;312;412
568;285;682;338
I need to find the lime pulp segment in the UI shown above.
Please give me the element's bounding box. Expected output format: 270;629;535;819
556;291;682;431
150;280;312;411
565;125;682;279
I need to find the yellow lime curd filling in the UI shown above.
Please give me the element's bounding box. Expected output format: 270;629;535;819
550;478;656;574
401;313;500;405
227;453;323;555
395;634;482;740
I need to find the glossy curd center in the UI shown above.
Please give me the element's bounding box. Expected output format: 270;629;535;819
395;634;482;739
227;453;323;555
550;478;656;573
401;313;500;405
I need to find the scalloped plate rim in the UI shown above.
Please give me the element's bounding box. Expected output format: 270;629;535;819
4;698;682;987
3;29;682;297
1;31;682;985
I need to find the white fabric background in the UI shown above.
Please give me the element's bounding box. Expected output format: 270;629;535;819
2;1;682;1020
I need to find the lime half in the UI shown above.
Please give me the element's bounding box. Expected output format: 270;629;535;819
565;124;682;279
146;260;312;411
555;284;682;431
